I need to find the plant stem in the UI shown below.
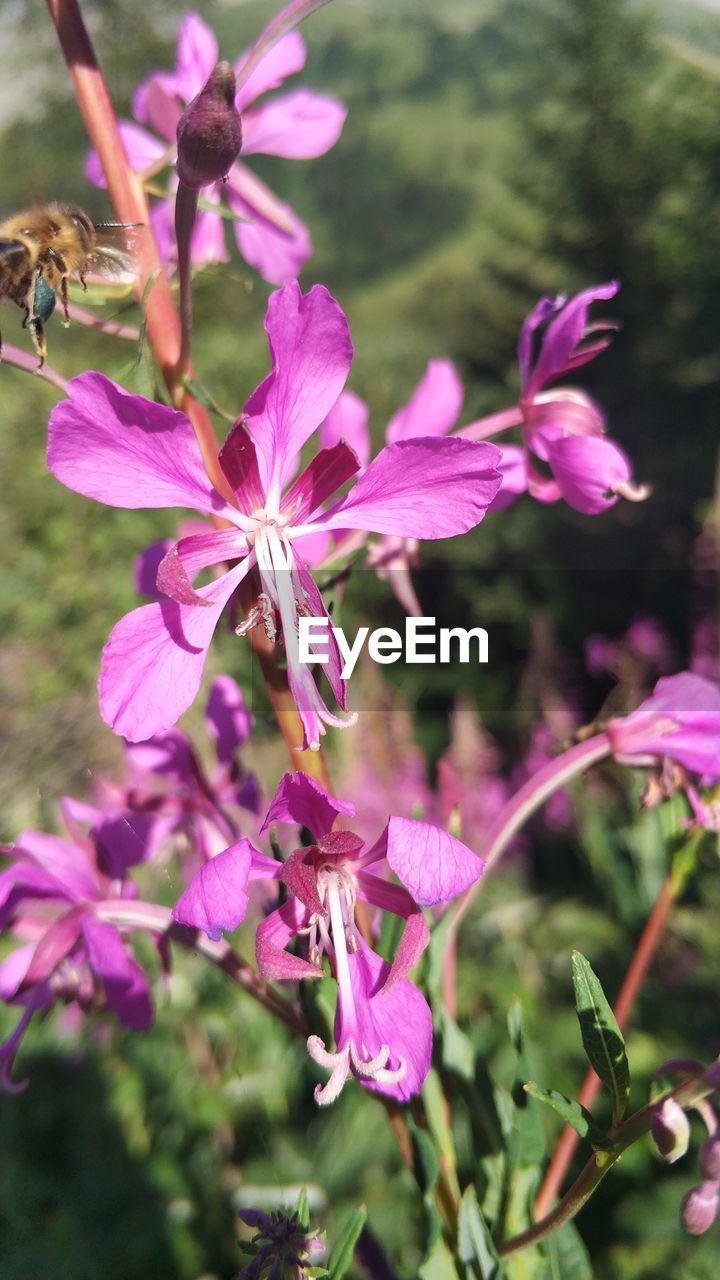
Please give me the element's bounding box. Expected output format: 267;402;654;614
175;182;198;377
533;871;677;1219
498;1069;713;1257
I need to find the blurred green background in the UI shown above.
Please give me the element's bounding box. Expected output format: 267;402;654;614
0;0;719;1276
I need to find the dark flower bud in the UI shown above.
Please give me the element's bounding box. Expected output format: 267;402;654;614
699;1134;720;1182
681;1181;719;1236
650;1098;690;1164
176;61;242;188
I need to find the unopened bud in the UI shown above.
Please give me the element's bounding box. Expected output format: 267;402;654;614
699;1134;720;1182
176;62;242;188
681;1181;719;1236
651;1097;691;1164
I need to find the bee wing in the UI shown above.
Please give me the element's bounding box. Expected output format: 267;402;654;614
88;223;143;285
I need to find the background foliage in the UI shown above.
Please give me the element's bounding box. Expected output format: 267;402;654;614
0;1;719;1276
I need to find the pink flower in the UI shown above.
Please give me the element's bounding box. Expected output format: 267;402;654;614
48;282;502;749
105;675;261;867
0;805;156;1090
460;283;649;515
86;11;347;283
173;771;485;1103
606;673;720;781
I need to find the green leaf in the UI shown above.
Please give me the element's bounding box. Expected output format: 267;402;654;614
570;952;630;1125
327;1205;367;1279
506;1000;545;1169
295;1186;310;1232
540;1222;592;1280
418;1236;461;1280
523;1083;613;1149
458;1185;500;1279
422;1068;459;1187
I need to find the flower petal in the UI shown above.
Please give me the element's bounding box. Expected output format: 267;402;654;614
156;529;248;605
235;31;306;112
169;12;218;103
357;872;429;991
319;390;370;471
544;434;639;514
240;89;347;158
386;359;463;444
227;168;312;285
282;443;360;525
526;281;619;399
256;899;322;981
337;939;431;1101
86;121;167;188
318;438;502;538
384;816;484;906
11;831;97;902
261;772;355;842
81;915;153;1030
99;561;250;743
48;373;235;518
607;673;720;778
487;445;527;512
205;676;254;764
243;282;353;497
172;839;256;941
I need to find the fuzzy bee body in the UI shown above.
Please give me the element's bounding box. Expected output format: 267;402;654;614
0;202;136;366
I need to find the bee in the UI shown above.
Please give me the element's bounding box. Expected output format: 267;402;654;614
0;202;138;367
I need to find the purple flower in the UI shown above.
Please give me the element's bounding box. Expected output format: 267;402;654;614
86;11;347;283
0;807;155;1090
48;282;502;748
606;673;720;781
681;1181;719;1236
172;771;484;1103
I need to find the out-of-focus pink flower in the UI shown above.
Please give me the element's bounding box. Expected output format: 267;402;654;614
86;11;346;284
606;672;720;781
0;806;156;1090
173;771;484;1103
48;282;502;749
586;617;674;680
99;675;261;868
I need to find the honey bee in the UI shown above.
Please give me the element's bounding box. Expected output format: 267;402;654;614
0;202;138;367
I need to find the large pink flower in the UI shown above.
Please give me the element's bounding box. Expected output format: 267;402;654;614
47;282;502;749
173;771;485;1103
86;11;347;283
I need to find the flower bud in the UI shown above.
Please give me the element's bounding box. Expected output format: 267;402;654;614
176;61;242;188
681;1181;719;1236
699;1134;720;1182
651;1098;691;1164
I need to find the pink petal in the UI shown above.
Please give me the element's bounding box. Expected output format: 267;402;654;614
156;529;248;605
235;31;306;112
261;772;355;842
282;443;360;526
338;939;431;1101
171;11;219;102
384;817;484;906
48;373;235;519
320;391;370;471
206;676;254;763
81;915;153;1030
134;539;173;599
240;89;346;158
86;121;167;188
99;561;250;743
218;422;266;512
92;812;160;877
172;839;256;940
0;944;35;1000
544;434;634;514
227;164;312;284
243;282;353;495
488;445;527;512
12;831;97;902
526;281;619;399
22;911;83;989
292;555;347;710
607;673;720;778
132;77;181;141
357;872;429;990
256;899;322;981
386;359;463;444
319;438;502;539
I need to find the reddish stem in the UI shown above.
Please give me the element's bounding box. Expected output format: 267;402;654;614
533;873;677;1219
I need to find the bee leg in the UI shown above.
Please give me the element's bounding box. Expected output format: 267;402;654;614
59;274;70;327
27;315;47;369
79;271;88;293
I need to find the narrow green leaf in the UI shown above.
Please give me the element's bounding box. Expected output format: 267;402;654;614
422;1067;459;1182
418;1236;461;1280
540;1222;592;1280
295;1186;310;1232
570;952;630;1125
523;1083;613;1149
507;1000;545;1169
327;1205;367;1279
458;1186;500;1279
